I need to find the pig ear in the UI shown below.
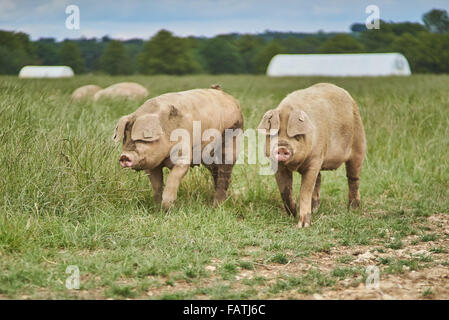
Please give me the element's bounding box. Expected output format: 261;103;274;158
131;114;163;142
112;115;130;143
287;110;313;137
257;110;280;135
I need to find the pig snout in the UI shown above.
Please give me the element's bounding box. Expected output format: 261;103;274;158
119;154;133;168
275;146;292;162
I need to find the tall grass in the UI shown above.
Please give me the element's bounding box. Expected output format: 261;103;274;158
0;75;448;298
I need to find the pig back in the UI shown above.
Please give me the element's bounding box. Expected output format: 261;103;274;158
136;88;243;134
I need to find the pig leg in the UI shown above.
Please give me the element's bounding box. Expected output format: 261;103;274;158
298;167;320;228
312;172;321;213
146;165;163;205
205;164;218;189
345;158;363;209
275;165;297;217
161;164;190;210
213;164;233;206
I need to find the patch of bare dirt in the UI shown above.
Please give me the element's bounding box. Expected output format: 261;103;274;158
310;266;449;300
187;213;449;299
271;213;449;300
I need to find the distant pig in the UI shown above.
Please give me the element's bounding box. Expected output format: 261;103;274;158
257;83;366;228
95;82;148;101
113;85;243;210
71;84;102;101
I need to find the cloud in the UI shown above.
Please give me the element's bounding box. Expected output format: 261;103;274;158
0;0;16;19
2;0;449;40
35;0;69;14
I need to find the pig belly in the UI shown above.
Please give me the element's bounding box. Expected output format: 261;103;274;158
321;158;345;170
321;145;352;170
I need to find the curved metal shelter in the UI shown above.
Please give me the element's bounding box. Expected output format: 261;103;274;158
267;53;411;77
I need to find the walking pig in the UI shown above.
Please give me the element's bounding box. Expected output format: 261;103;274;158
257;83;366;228
113;85;243;210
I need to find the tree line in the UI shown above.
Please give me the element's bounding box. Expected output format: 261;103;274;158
1;9;448;75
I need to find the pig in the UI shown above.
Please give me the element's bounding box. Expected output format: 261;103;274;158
95;82;148;101
71;84;102;101
257;83;366;228
113;85;243;210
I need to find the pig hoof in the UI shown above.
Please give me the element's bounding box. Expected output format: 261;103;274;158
297;216;311;228
285;206;297;217
161;200;174;211
213;195;227;207
348;199;360;210
312;199;320;213
296;222;311;229
153;196;162;205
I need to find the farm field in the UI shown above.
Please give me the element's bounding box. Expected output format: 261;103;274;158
0;74;448;299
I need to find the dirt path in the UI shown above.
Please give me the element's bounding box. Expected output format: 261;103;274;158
306;213;449;299
3;214;448;300
146;213;449;299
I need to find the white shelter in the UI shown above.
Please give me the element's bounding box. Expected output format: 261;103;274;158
267;53;411;77
19;66;74;78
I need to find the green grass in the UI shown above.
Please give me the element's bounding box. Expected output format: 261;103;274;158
331;266;363;280
268;269;336;295
385;239;404;250
429;247;447;254
238;261;254;270
105;284;137;299
420;233;439;242
336;255;355;264
1;74;449;299
383;258;428;274
422;287;434;297
269;253;289;264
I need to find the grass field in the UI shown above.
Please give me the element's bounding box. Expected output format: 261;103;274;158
1;74;448;299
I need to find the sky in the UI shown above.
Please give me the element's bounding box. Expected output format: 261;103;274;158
1;0;449;40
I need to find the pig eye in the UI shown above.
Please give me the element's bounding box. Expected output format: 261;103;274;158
294;135;301;141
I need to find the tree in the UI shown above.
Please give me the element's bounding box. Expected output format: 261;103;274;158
253;41;283;74
358;25;397;52
279;37;301;53
393;31;449;73
99;40;130;75
76;38;105;73
388;22;427;35
198;37;245;74
351;21;426;35
423;9;449;33
123;38;144;73
350;23;367;33
235;34;264;73
60;41;85;73
0;30;36;74
138;29;199;75
280;36;324;54
392;32;425;73
319;34;364;53
35;38;60;65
